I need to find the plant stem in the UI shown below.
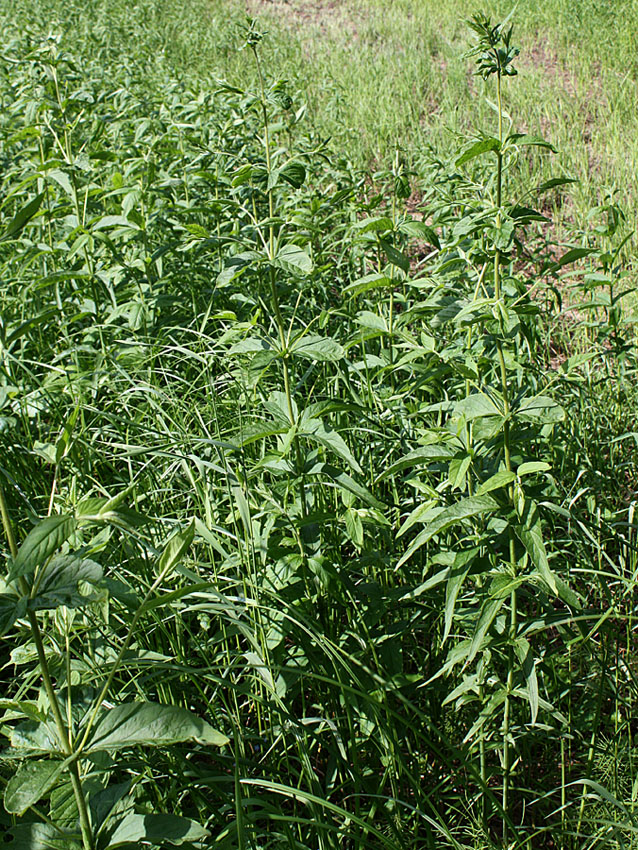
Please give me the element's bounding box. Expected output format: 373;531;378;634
494;63;518;849
252;43;310;542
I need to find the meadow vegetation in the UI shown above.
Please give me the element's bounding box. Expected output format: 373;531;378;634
1;0;638;848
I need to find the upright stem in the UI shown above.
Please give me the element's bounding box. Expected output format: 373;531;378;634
253;46;296;427
493;66;518;847
252;45;309;543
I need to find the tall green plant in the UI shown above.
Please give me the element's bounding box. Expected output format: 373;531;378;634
0;478;226;848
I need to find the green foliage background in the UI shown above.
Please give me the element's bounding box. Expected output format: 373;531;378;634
0;1;637;848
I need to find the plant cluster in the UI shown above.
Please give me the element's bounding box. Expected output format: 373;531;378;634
0;7;637;850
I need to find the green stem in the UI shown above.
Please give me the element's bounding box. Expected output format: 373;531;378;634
252;44;309;544
494;64;518;848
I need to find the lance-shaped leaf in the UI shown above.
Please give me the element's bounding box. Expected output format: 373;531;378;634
8;515;76;583
30;554;103;610
156;522;195;579
289;334;344;362
85;702;228;753
0;699;46;723
377;445;455;481
453;392;503;421
0;594;27;636
379;238;409;274
397;495;499;567
317;463;385;509
89;780;132;831
4;758;67;815
301;418;362;474
76;489;147;528
515;501;558;594
456;136;501;167
105;813;209;847
272;243;312;276
465;595;506;668
515;638;539;724
475;470;516;496
515;395;565;424
1;192;45;242
5;823;80;849
10;720;60;754
344;273;394;298
506;132;556;152
351;215;393;234
228;337;273;356
443;550;478;643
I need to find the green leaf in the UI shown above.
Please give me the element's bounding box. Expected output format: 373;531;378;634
1;192;45;242
4;758;66;815
466;596;505;667
517;461;551;477
8;516;77;583
398;220;441;249
509;205;548;223
5;823;80;849
86;702;228;753
228;337;272;355
273;244;312;276
454;392;502;421
516;395;565;424
379;238;409;274
507;133;556;152
475;470;516;495
139;582;211;615
443;550;478;643
352;216;393;234
89;781;131;831
0;699;46;723
515;501;557;594
397;495;498;567
378;445;455;481
47;169;74;197
302;418;362;474
344;508;364;549
105;813;209;847
75;486;145;527
289;334;344;362
280;161;306;189
556;575;581;608
536;176;577;193
157;522;195;579
514;638;538;724
557;247;594;266
55;405;80;464
10;720;60;754
344;273;394;297
0;594;27;635
442;673;478;707
317;463;385;509
30;554;102;610
456;137;501;167
93;214;139;230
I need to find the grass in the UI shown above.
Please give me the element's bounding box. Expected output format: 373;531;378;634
0;1;638;849
223;0;638;232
